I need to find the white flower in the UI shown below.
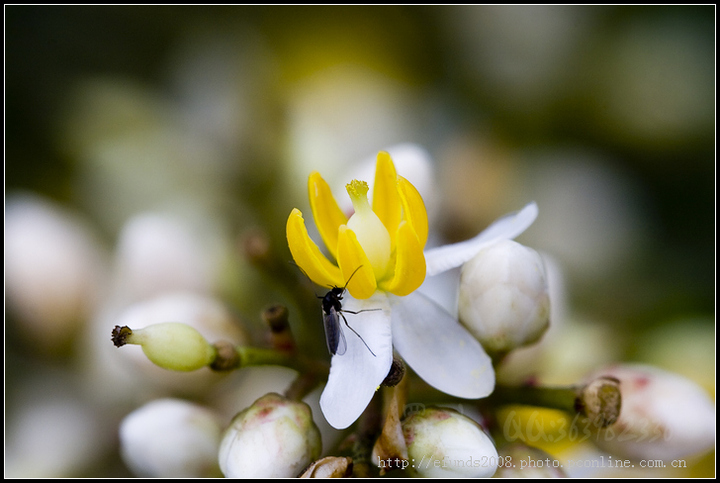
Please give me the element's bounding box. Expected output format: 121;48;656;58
119;398;222;477
458;239;550;356
218;393;322;478
287;151;538;429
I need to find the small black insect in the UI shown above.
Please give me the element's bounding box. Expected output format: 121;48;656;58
321;266;378;357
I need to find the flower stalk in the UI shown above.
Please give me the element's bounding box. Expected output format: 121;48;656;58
112;323;325;378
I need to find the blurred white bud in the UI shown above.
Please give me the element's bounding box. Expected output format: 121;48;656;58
5;194;107;352
219;393;322;478
119;322;215;372
113;212;219;303
286;65;425;199
402;407;498;478
587;364;715;461
5;372;111;478
119;398;222;477
519;152;645;285
458;240;550;356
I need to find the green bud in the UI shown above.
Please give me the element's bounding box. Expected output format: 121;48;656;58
125;322;216;371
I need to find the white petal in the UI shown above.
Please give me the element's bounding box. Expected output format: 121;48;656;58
424;201;538;276
319;293;393;429
390;291;495;398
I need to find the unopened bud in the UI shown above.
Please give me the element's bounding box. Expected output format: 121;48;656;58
115;322;215;371
119;398;222;477
6;195;106;352
586;364;715;461
403;407;498;478
108;291;249;394
458;240;550;357
218;393;322;478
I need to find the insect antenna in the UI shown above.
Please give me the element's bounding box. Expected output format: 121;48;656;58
339;265;364;293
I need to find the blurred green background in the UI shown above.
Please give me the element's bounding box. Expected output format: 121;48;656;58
5;6;715;477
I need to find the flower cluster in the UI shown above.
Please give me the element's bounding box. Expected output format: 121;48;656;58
105;148;715;478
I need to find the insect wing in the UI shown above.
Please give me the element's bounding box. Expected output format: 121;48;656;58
323;308;347;356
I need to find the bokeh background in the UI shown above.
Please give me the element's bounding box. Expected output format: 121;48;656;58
5;6;715;477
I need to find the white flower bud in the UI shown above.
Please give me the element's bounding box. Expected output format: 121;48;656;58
6;194;107;351
458;240;550;356
123;322;215;371
403;407;498;478
587;364;715;461
113;212;219;302
219;393;322;478
6;374;110;478
119;398;222;477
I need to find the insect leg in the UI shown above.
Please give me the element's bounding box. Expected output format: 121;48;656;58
338;311;377;357
340;308;382;315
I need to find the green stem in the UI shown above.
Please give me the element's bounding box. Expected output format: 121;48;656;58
235;346;298;369
490;384;579;413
